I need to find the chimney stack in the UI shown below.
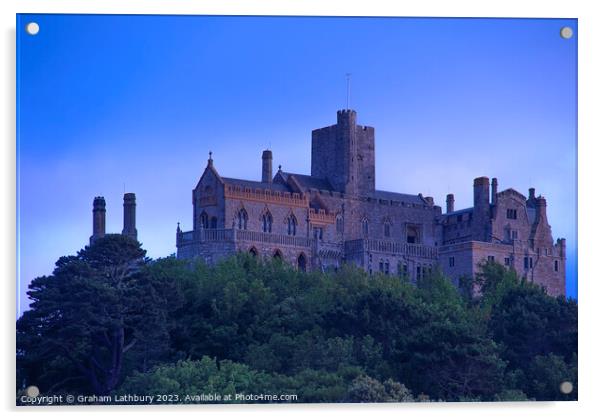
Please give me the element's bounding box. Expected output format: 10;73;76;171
473;176;490;208
446;193;455;213
262;150;273;183
535;196;548;226
491;178;498;205
122;193;137;241
90;196;106;245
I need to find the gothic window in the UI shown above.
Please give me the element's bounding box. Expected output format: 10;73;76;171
361;218;369;237
210;217;217;229
384;222;391;238
262;211;273;233
416;265;422;281
237;208;248;230
449;257;455;267
406;225;420;244
336;214;344;234
200;211;209;229
273;249;283;259
287;214;297;236
507;209;518;219
554;260;559;272
384;260;390;275
249;247;258;257
313;227;323;240
379;260;384;272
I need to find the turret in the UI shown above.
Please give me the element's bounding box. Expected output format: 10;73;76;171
446;193;455;213
262;150;273;183
90;196;106;245
122;193;137;241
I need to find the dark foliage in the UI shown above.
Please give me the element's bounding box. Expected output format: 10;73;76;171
17;245;577;403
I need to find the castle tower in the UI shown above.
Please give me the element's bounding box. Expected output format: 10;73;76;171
262;150;273;183
122;193;138;241
90;196;106;245
311;110;375;196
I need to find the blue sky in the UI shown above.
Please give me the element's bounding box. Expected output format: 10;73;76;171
17;15;577;310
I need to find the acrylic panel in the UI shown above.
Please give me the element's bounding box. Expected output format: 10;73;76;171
16;14;577;405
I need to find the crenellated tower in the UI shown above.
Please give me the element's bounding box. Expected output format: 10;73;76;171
311;109;375;196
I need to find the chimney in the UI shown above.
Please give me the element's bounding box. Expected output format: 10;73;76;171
262;150;273;183
424;196;434;206
90;196;106;245
473;176;490;215
526;187;536;206
122;193;137;241
491;178;498;205
446;193;455;213
535;196;548;226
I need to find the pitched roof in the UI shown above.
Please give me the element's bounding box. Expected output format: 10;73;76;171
372;190;426;205
444;207;474;217
280;172;334;191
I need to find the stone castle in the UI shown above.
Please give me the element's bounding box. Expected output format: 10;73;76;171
88;110;566;296
170;109;566;296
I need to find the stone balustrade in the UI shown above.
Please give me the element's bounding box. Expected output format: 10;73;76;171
345;238;438;259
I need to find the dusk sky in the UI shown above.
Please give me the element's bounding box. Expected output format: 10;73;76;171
17;14;577;312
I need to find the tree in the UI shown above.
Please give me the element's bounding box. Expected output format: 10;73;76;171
346;375;417;403
487;276;578;373
17;235;176;395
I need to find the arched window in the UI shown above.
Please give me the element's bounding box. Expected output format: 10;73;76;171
297;253;307;272
287;214;297;236
361;218;369;237
262;211;273;233
210;217;217;229
237;208;248;230
406;225;420;244
249;247;258;257
336;214;344;234
273;249;283;260
200;211;209;229
384;222;391;238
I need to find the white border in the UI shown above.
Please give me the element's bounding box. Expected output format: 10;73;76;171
2;1;601;419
